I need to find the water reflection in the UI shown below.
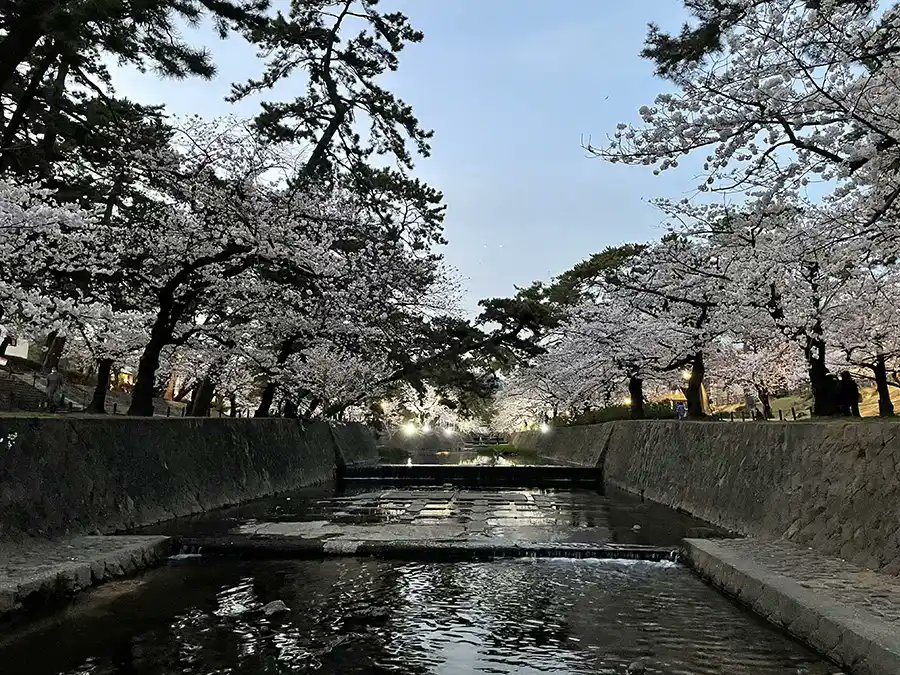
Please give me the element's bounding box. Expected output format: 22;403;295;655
140;485;724;547
1;558;835;674
389;449;539;466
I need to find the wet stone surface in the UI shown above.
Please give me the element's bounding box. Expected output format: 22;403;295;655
0;557;839;674
141;485;721;548
686;537;900;673
0;536;172;618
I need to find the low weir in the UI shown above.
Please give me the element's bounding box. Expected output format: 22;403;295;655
339;463;604;488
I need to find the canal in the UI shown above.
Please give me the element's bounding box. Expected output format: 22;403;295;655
0;449;841;673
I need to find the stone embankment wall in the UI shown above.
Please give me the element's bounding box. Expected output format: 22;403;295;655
512;421;900;574
0;417;376;540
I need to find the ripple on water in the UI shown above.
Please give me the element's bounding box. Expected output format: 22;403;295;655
1;558;837;675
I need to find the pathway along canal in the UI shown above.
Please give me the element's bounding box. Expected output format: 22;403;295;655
0;450;841;674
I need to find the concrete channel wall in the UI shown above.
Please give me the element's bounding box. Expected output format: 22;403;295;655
0;417;377;540
511;420;900;574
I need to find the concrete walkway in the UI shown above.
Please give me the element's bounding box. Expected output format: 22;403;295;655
684;537;900;675
0;536;172;618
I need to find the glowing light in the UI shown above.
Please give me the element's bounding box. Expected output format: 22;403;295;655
682;370;692;381
421;424;432;434
539;423;551;434
406;458;413;467
443;428;455;437
622;397;632;406
402;422;417;436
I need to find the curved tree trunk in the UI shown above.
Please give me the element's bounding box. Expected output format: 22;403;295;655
685;352;706;418
0;335;12;357
128;324;170;416
628;376;645;419
254;338;297;417
86;358;113;413
188;377;216;417
129;342;164;415
874;354;894;417
255;382;277;418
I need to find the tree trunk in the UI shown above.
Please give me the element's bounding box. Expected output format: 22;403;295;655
0;22;43;93
304;397;321;420
41;333;65;373
254;338;297;417
128;313;173;416
173;379;196;402
86;358;113;413
0;335;12;357
255;382;277;418
128;341;164;415
807;343;839;416
283;399;299;418
0;46;58;172
39;55;70;173
685;352;706;418
188;377;216;417
874;354;894;417
628;376;645;419
229;393;238;418
756;385;772;420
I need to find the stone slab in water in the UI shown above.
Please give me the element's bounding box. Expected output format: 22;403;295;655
684;537;900;675
0;535;172;619
176;534;678;562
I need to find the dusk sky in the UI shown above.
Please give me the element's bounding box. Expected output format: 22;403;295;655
112;1;695;313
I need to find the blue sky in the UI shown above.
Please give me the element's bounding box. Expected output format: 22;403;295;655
111;2;693;313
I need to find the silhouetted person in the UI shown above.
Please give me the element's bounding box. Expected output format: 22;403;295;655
46;367;63;411
744;391;757;419
840;371;861;417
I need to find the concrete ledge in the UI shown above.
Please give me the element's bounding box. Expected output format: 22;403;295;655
683;538;900;675
0;535;173;619
178;535;677;563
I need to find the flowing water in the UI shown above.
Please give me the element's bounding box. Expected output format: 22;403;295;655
0;449;841;673
0;557;837;674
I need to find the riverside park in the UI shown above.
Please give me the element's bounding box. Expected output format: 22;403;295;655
2;2;900;674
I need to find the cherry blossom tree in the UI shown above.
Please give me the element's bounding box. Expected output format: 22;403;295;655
600;0;900;235
827;260;900;415
0;177;115;359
